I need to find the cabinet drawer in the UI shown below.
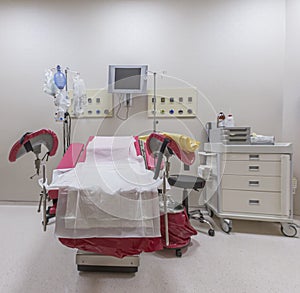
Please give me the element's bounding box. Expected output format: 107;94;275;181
222;190;281;215
222;161;281;176
222;175;281;192
223;154;281;161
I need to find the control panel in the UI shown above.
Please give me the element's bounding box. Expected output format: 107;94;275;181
147;88;197;118
68;89;113;118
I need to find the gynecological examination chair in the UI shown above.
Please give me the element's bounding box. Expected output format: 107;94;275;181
147;132;215;238
9;129;59;229
9;130;211;273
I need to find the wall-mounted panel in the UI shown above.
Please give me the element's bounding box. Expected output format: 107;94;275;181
68;89;113;118
147;88;197;118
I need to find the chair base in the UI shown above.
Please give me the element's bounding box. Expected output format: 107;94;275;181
167;174;214;237
189;209;215;237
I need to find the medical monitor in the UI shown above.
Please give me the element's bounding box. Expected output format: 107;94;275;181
108;65;148;94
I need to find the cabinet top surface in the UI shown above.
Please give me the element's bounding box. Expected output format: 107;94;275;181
203;143;293;154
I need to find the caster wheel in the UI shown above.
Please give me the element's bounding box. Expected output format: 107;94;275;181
208;229;215;237
281;223;297;237
175;249;182;257
221;219;232;234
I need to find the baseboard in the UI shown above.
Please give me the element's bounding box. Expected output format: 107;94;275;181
0;200;38;206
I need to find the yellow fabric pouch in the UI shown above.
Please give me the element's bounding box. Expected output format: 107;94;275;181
163;132;200;152
138;133;200;153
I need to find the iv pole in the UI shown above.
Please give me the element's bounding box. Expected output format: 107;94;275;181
63;68;71;154
153;72;157;133
151;71;169;246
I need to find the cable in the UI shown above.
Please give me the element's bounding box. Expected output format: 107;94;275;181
116;94;130;120
63;120;66;154
67;114;71;147
62;112;71;154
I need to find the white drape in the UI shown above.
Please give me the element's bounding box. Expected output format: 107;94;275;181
50;136;162;238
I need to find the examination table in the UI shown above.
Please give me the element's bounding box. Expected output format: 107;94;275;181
48;136;198;272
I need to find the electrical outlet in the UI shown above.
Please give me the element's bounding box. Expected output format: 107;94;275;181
148;88;197;118
68;89;113;118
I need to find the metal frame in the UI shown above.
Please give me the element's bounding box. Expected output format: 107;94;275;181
76;250;140;273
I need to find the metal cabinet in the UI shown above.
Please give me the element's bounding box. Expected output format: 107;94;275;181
200;143;298;237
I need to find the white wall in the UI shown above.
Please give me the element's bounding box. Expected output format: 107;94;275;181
283;0;300;215
0;1;287;207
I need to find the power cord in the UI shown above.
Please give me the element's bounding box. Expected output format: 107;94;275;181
116;94;129;120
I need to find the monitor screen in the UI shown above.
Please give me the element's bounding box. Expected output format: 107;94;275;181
108;65;148;94
114;68;141;90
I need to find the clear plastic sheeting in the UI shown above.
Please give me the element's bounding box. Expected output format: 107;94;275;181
51;136;162;238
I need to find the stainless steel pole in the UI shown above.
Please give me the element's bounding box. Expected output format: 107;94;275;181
153;72;157;132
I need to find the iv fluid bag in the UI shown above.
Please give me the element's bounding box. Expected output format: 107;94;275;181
54;65;66;90
44;69;59;96
73;75;87;117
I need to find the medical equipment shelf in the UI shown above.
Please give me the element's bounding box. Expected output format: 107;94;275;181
200;142;298;237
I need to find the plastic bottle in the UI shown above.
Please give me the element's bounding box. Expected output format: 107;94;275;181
217;112;226;127
226;113;235;127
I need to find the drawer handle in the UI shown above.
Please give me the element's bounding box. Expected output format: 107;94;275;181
249;180;260;186
249;154;260;160
249;199;260;205
249;165;259;171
